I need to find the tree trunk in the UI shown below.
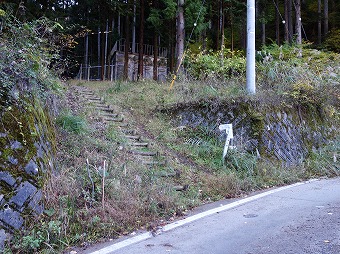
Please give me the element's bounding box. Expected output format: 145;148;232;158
176;0;185;72
84;32;89;80
284;0;290;43
275;0;280;45
104;20;109;80
318;0;322;44
153;0;159;81
211;0;220;50
262;22;266;46
169;19;175;74
295;0;302;44
153;34;158;81
241;23;246;50
202;29;207;51
123;8;130;81
324;0;329;36
118;13;121;36
231;12;234;51
132;0;136;53
288;0;293;43
137;0;144;80
97;27;101;79
220;1;225;53
216;0;221;50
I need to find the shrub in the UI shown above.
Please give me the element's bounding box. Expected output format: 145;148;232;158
56;112;87;134
186;49;246;80
0;10;63;105
325;29;340;52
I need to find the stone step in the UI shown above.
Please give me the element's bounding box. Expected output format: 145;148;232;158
124;135;141;141
130;142;149;147
130;150;157;156
82;95;96;98
90;103;108;108
83;95;101;99
100;113;120;118
121;129;137;135
158;172;178;177
86;98;103;103
173;185;189;191
77;90;94;94
97;107;115;113
94;104;110;109
142;160;166;166
103;117;124;122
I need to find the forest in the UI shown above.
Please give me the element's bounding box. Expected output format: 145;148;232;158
1;0;340;80
1;1;340;253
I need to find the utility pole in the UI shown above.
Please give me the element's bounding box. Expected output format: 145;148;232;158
246;0;256;95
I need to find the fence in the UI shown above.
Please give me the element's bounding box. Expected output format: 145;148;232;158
116;39;168;57
77;64;116;81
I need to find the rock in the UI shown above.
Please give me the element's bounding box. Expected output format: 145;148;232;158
9;181;37;211
0;229;7;251
0;172;16;187
0;207;24;230
24;159;39;175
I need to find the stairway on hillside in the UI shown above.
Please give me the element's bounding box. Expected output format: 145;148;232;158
74;86;170;169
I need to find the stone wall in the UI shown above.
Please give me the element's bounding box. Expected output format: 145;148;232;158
0;98;55;248
165;100;338;165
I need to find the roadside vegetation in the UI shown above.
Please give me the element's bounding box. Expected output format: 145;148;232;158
1;13;339;254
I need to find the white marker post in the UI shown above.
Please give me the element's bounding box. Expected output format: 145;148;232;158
219;124;234;161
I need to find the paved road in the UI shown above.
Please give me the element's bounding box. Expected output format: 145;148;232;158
85;177;340;254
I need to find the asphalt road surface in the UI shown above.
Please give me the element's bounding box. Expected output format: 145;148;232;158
85;177;340;254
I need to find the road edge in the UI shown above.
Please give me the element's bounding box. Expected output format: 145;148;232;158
88;179;318;254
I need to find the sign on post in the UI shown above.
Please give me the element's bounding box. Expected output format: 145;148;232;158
219;124;234;160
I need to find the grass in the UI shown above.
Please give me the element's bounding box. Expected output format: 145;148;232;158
6;45;340;253
56;111;87;134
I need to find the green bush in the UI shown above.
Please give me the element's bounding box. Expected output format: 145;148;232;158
56;112;87;134
0;10;63;105
186;49;246;80
325;29;340;52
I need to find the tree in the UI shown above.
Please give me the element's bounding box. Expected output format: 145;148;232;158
176;0;185;72
295;0;302;44
123;0;131;81
152;0;159;81
318;0;322;44
284;0;292;43
137;0;145;80
324;0;328;35
275;0;281;44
